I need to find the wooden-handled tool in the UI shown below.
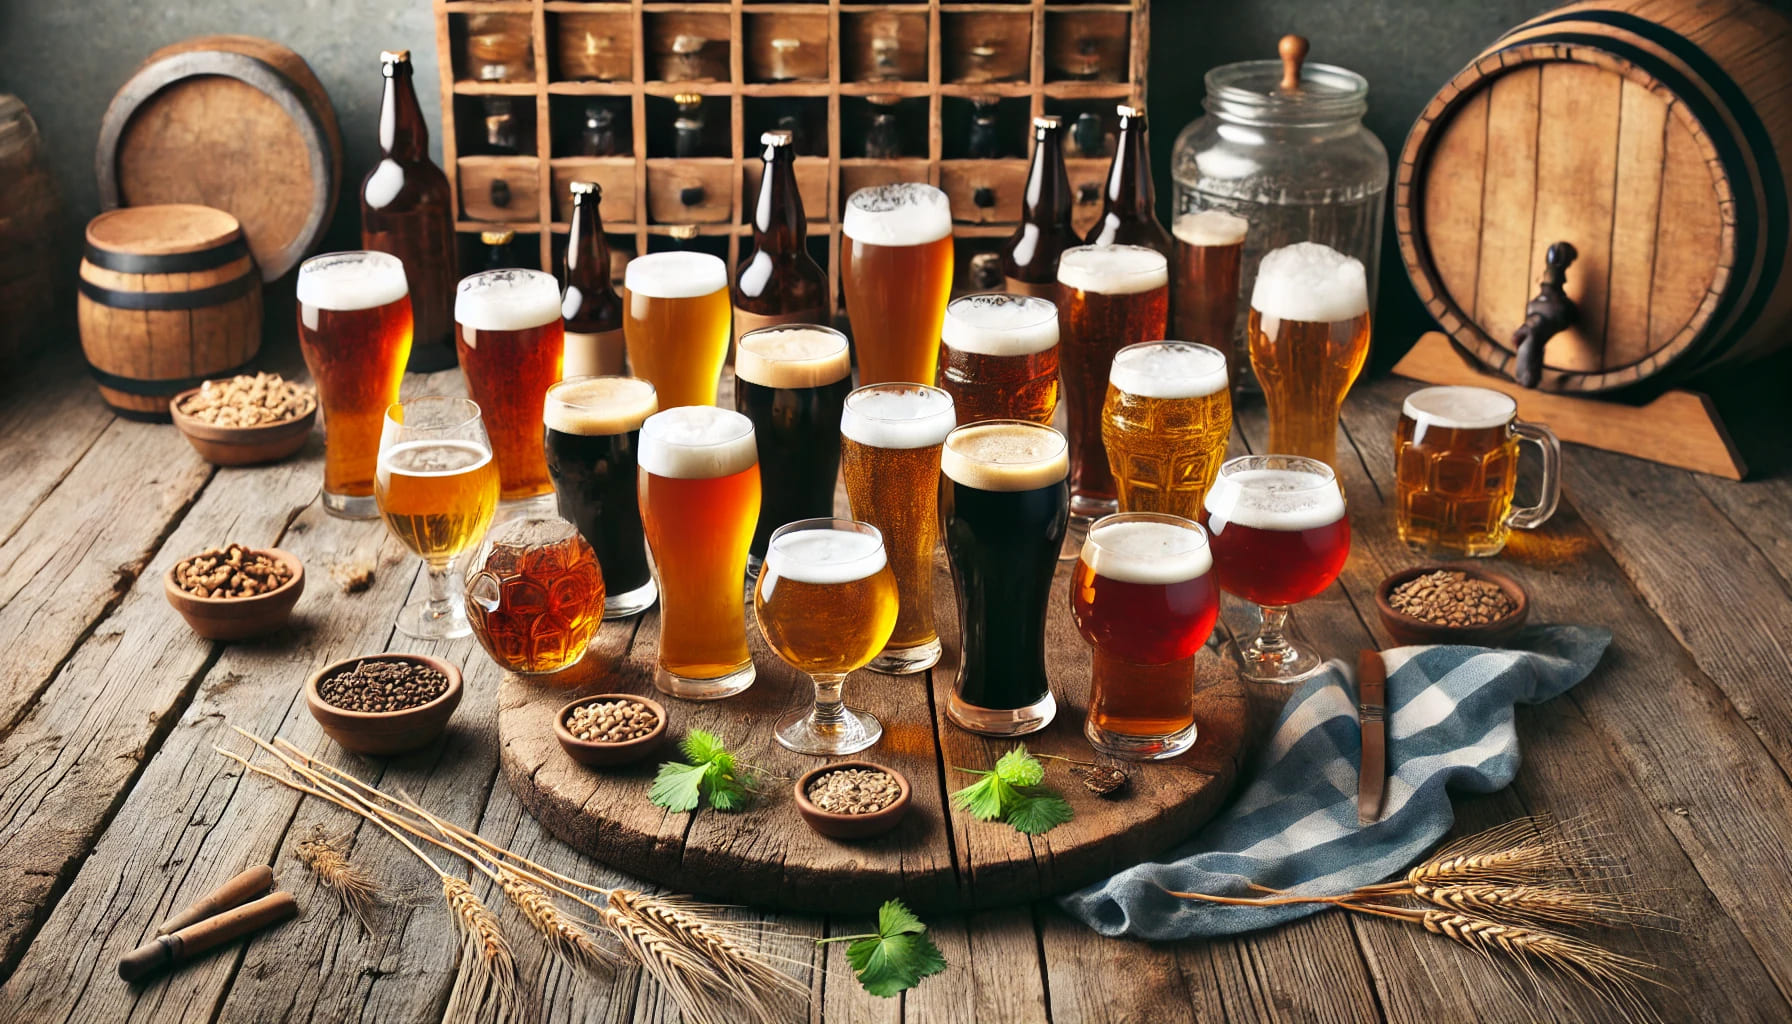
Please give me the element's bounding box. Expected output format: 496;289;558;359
1356;649;1388;826
153;865;274;936
119;891;297;983
1279;35;1309;92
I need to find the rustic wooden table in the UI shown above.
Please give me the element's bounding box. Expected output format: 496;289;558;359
1;350;1788;1023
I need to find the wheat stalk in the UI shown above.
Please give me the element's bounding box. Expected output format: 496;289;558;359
1410;883;1645;928
294;829;380;932
607;890;805;1022
495;867;613;975
600;900;743;1024
443;875;519;1023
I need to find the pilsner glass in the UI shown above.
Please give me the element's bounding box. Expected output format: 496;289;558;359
1170;210;1248;383
1101;341;1232;519
543;376;659;618
1070;512;1219;760
296;251;413;519
623;251;732;408
941;420;1069;736
465;514;606;674
840;383;957;675
938;293;1060;426
638;406;761;699
375;397;501;639
455;269;564;500
1247;242;1371;469
840;183;954;386
754;518;899;755
1203;455;1350;683
1394;386;1561;557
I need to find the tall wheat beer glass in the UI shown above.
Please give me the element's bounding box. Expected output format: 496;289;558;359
1247;242;1371;469
455;269;564;500
1394;386;1561;557
623;251;732;408
543;376;660;618
938;293;1060;426
841;183;954;386
734;325;853;572
1101;341;1232;519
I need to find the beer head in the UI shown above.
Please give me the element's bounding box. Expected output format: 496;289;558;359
623;250;728;300
1203;455;1345;532
736;325;851;389
1249;241;1367;324
1172;211;1248;248
763;523;888;585
1056;244;1168;295
1081;514;1212;585
941;421;1069;492
1402;385;1515;432
941;293;1059;356
638;405;757;479
454;268;562;341
544;375;658;437
1109;341;1228;399
297;251;408;328
842;183;952;247
841;383;957;450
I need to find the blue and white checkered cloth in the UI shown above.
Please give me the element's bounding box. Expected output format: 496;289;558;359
1061;625;1612;940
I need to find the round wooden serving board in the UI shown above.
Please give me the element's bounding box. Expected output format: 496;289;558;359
499;554;1248;914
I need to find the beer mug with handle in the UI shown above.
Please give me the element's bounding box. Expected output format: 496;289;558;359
1394;386;1561;558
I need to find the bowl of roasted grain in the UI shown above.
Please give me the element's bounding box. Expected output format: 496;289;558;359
1376;566;1529;647
164;543;305;640
554;694;668;767
305;653;463;756
170;372;316;466
793;761;911;840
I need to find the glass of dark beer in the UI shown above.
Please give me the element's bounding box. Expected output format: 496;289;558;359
543;376;660;619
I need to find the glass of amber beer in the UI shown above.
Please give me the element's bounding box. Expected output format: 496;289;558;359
543;376;659;618
754;518;900;755
938;293;1060;426
638;406;761;699
1071;512;1219;759
1247;242;1371;469
1102;341;1232;519
455;269;564;501
1203;455;1350;683
375;397;501;639
1395;386;1561;557
623;251;732;408
841;183;954;386
465;514;606;674
1170;210;1248;384
296;251;414;519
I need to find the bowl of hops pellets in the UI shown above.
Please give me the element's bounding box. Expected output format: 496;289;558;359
793;761;911;839
1376;566;1529;647
170;372;317;466
164;544;305;640
305;654;464;756
554;694;668;767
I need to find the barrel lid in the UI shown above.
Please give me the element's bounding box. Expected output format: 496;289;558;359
86;204;243;255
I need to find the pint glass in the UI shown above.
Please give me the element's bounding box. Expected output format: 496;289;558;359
1395;386;1561;557
733;325;853;571
455;269;564;500
1101;341;1232;519
1171;210;1247;384
623;251;732;408
543;375;659;618
841;183;954;386
938;292;1060;426
1247;242;1371;469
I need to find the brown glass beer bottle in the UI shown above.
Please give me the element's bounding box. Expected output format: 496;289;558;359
1000;116;1075;297
733;130;828;340
1083;104;1172;256
561;182;625;378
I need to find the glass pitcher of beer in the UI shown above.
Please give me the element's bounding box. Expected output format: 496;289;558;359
1394;386;1561;557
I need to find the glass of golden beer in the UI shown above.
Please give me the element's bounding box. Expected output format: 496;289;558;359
375;397;501;639
754;518;900;755
1171;210;1248;385
455;269;564;501
938;292;1060;425
296;251;413;519
1247;242;1371;469
1395;386;1561;557
639;406;761;699
840;383;957;675
623;251;732;409
1102;341;1232;519
841;183;954;386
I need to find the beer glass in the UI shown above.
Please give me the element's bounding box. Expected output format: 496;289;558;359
1395;386;1561;557
1070;512;1219;760
465;514;606;674
638;406;761;699
375;397;501;639
296;251;413;519
1171;210;1248;383
455;269;565;501
840;384;957;675
941;420;1070;736
840;183;954;386
754;518;899;755
623;251;732;408
1203;455;1350;683
1055;244;1169;521
543;375;659;618
1247;242;1371;469
1101;341;1232;519
938;293;1060;426
733;325;852;572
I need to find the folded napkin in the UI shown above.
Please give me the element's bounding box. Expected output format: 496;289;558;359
1061;625;1612;940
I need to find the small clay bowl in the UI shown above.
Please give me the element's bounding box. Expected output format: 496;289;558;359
554;694;668;767
305;653;463;756
794;761;911;840
1376;564;1530;647
169;385;317;466
163;547;305;641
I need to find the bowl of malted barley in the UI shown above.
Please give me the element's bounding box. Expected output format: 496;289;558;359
305;653;463;755
794;761;910;840
170;372;316;466
164;544;305;640
1376;565;1529;647
555;694;667;767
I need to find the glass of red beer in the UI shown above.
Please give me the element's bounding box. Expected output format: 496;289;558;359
1203;455;1349;683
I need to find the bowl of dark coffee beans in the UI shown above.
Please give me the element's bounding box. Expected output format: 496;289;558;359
305;653;463;755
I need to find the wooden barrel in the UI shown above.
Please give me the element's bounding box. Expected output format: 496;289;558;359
1396;0;1792;393
96;35;342;282
77;205;263;419
0;95;60;370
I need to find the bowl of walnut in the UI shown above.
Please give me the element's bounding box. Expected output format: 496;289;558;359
164;543;305;640
170;372;317;466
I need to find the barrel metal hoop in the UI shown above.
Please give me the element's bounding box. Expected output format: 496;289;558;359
78;271;258;311
86;358;256;397
82;239;250;275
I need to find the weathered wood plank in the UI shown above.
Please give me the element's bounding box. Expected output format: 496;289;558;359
0;351;119;549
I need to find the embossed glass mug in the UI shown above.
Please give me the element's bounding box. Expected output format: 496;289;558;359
1393;386;1561;558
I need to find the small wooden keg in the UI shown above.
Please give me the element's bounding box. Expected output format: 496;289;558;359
78;205;262;420
0;95;60;369
1397;0;1792;393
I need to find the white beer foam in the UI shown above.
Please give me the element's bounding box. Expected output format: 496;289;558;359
544;376;659;436
1402;386;1515;432
1082;519;1212;585
941;422;1068;493
840;385;957;450
842;183;952;246
1056;244;1169;295
736;326;851;389
455;269;562;333
941;293;1059;356
639;406;758;479
763;528;887;585
1203;467;1346;532
1249;241;1368;324
1173;210;1249;248
297;251;408;312
623;251;728;299
1109;341;1228;399
377;439;492;477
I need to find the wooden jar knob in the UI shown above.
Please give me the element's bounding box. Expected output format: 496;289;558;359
1279;34;1309;91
